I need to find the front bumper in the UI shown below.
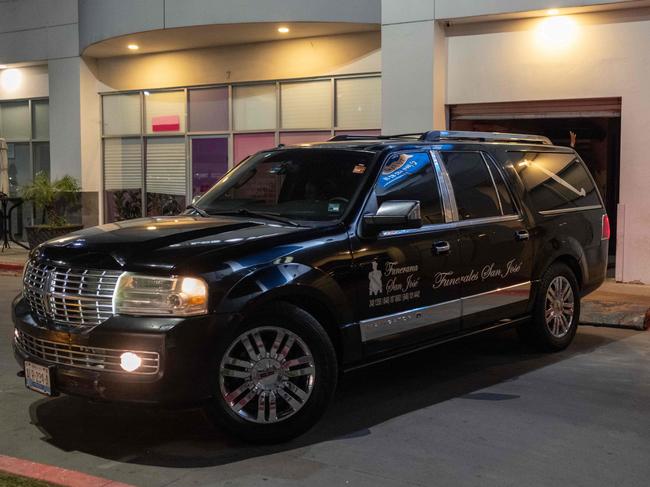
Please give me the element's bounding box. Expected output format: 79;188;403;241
12;296;237;406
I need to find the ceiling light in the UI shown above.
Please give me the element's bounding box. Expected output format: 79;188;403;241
536;16;579;51
127;44;139;51
547;9;559;15
278;27;290;34
0;68;22;92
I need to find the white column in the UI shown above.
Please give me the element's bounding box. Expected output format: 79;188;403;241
48;56;102;226
48;57;82;181
381;1;447;134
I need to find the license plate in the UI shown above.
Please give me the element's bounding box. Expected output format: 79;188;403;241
24;361;53;396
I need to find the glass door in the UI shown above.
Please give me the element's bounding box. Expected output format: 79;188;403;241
190;136;229;200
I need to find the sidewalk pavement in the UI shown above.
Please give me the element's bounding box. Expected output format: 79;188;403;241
582;279;650;330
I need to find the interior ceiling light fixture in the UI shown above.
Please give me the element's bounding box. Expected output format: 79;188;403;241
0;68;22;92
547;8;560;15
127;44;139;51
277;26;290;34
535;15;579;51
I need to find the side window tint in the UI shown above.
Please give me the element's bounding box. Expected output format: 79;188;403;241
376;152;443;224
440;152;501;220
513;152;600;212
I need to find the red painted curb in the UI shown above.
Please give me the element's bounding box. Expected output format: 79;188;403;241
0;455;134;487
0;262;24;272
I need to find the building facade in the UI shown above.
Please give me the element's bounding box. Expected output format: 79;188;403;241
0;0;648;283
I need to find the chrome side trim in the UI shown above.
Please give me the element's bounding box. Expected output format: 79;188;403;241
345;316;531;373
360;281;532;342
360;299;461;342
432;151;459;221
462;281;531;316
430;151;455;223
455;214;521;228
538;205;603;216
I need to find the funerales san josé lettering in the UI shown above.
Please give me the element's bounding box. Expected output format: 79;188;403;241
432;259;523;289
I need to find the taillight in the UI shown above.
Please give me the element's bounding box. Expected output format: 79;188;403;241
602;214;610;240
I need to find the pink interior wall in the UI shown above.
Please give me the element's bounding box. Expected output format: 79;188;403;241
233;133;276;165
279;131;332;145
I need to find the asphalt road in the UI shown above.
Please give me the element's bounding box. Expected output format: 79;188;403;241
1;273;649;487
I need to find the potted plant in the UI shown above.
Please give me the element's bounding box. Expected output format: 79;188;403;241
21;171;83;249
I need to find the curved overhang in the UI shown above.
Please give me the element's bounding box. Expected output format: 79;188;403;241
79;0;381;55
83;22;380;58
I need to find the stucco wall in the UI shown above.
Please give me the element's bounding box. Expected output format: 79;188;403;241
446;10;650;283
0;0;78;64
0;65;48;100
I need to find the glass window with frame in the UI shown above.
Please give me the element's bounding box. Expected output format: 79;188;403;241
104;138;143;222
103;94;141;136
512;152;601;212
280;80;332;129
145;136;187;216
441;152;502;220
145;91;186;134
189;87;229;132
373;152;444;225
31;100;49;140
0;101;30;140
336;77;381;129
233;84;276;131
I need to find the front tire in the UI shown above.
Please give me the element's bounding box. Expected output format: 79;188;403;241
518;262;580;352
205;302;337;443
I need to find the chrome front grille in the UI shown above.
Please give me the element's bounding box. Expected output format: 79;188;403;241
23;261;122;329
15;330;160;375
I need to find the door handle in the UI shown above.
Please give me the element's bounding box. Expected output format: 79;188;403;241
515;230;530;241
432;240;451;255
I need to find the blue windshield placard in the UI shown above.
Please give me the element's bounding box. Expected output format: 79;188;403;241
378;153;429;190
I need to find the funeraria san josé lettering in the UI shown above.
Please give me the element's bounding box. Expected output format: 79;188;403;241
432;259;523;289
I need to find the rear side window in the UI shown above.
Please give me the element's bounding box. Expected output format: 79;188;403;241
440;152;502;220
512;152;601;212
374;152;444;224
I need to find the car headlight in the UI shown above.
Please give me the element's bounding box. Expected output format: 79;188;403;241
113;273;208;317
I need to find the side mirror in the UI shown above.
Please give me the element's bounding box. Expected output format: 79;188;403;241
362;200;422;237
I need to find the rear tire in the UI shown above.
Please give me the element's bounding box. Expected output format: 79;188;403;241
518;262;580;352
204;302;337;443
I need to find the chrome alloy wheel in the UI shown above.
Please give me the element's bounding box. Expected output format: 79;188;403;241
545;276;575;338
219;326;316;424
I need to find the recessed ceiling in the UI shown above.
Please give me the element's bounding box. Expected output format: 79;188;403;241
83;22;379;58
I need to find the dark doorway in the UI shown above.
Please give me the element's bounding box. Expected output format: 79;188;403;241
448;102;621;275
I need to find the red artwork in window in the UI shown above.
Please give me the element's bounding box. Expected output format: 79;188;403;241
152;115;180;132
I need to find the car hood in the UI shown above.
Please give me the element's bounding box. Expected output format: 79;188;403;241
35;215;315;273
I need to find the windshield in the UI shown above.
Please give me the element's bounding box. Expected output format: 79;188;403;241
195;149;374;222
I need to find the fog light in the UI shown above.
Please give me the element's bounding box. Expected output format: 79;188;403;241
120;352;142;372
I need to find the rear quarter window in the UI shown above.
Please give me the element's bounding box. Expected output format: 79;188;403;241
512;152;601;212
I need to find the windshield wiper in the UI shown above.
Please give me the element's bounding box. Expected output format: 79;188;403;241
185;204;210;218
211;209;302;227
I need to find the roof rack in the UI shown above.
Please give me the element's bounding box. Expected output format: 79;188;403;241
329;131;552;145
328;133;422;142
419;131;552;145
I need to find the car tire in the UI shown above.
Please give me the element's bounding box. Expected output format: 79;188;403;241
517;262;580;352
204;302;338;443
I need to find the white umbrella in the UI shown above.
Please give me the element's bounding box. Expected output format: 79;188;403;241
0;138;9;195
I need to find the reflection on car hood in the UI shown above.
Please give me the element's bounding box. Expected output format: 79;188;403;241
35;215;311;272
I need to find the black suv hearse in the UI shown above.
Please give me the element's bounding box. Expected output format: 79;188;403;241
13;131;609;442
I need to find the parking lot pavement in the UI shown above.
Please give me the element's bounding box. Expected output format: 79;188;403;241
1;273;649;487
